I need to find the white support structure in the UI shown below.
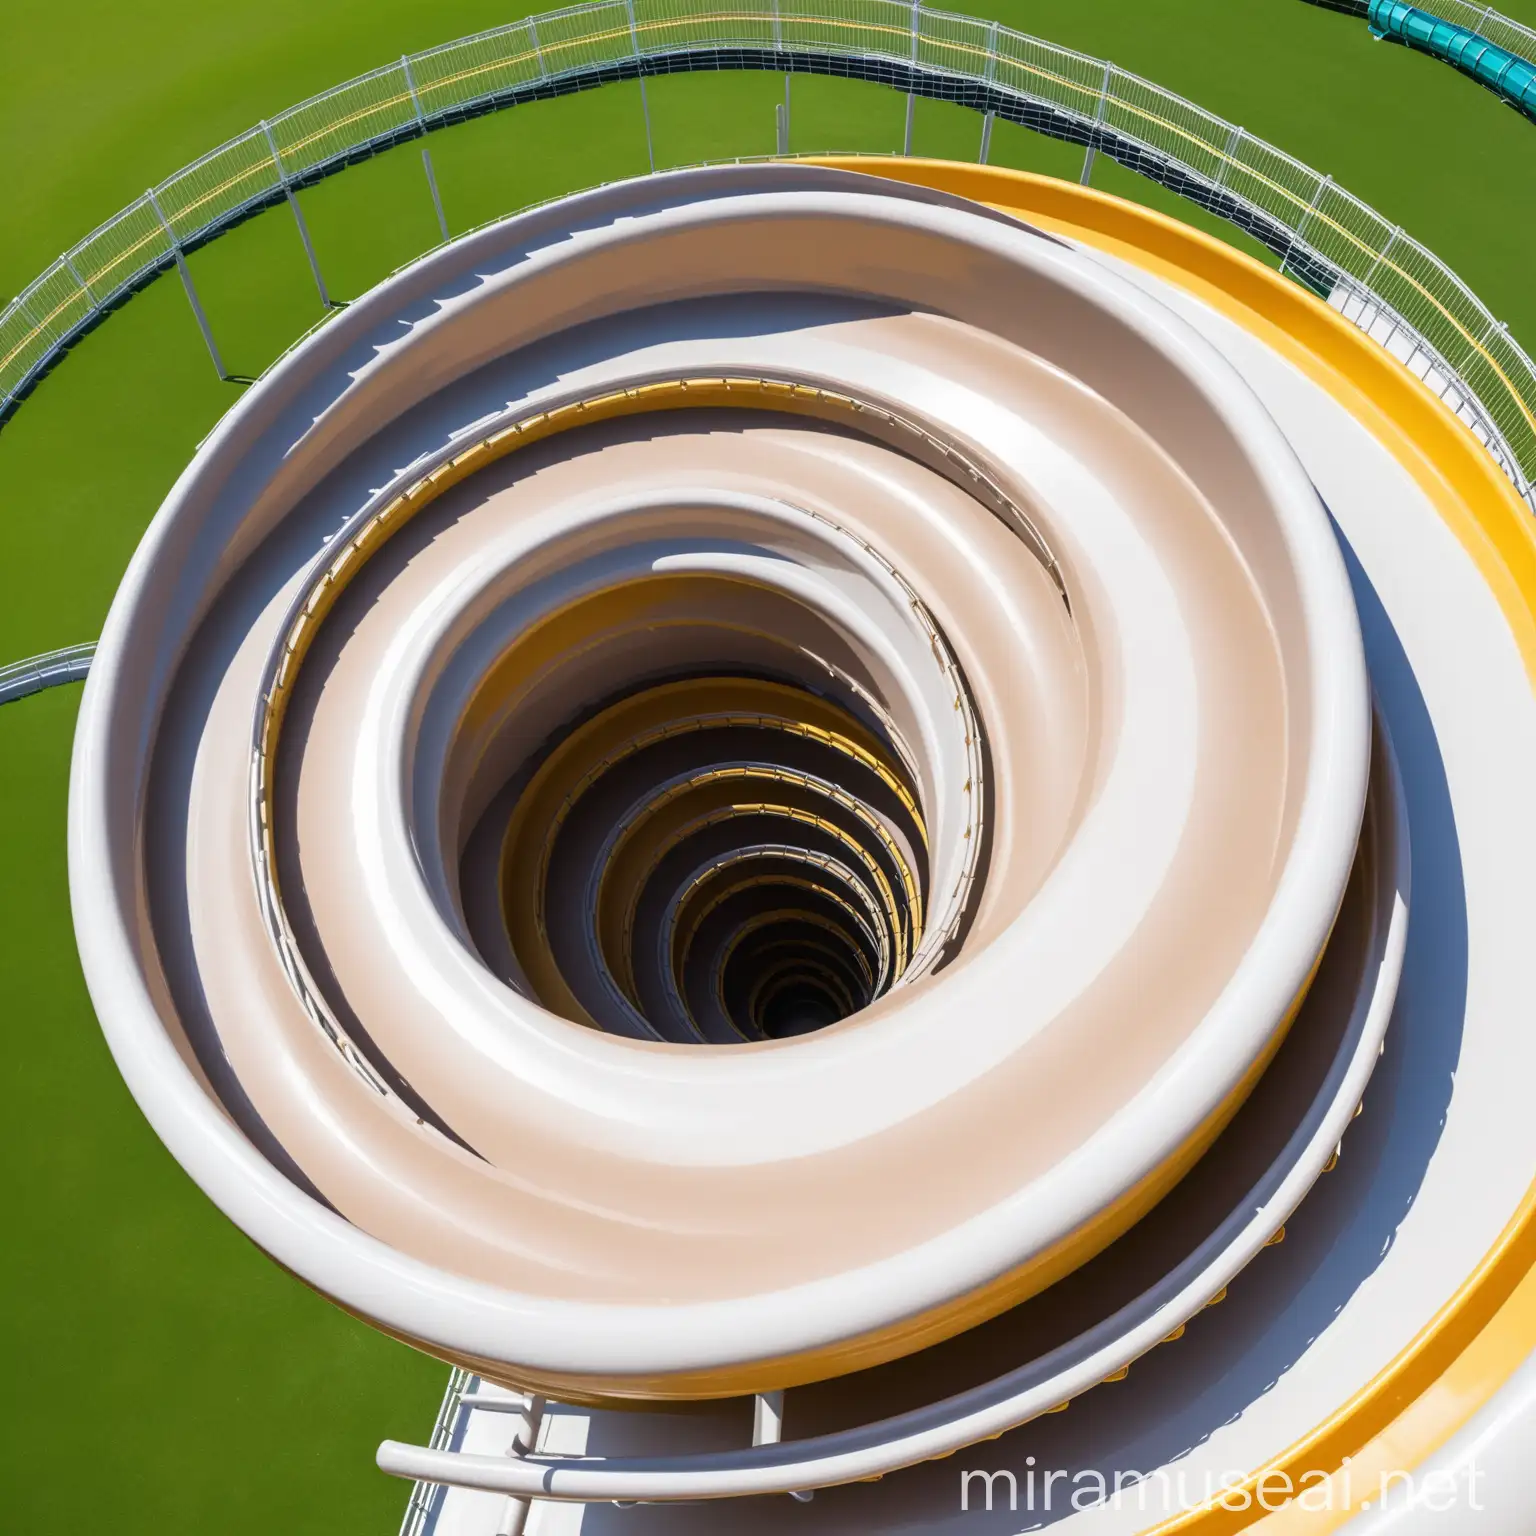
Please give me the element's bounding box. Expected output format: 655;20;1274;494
904;0;921;154
1081;57;1114;184
493;1395;544;1536
979;18;998;162
422;148;450;244
62;251;96;309
145;187;226;379
624;0;655;174
261;119;331;309
1213;120;1243;189
752;1389;784;1446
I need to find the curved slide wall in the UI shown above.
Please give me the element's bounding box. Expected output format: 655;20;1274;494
66;161;1536;1528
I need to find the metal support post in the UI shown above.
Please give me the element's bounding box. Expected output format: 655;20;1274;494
979;15;998;162
1282;174;1331;278
401;55;427;125
776;102;788;156
1363;224;1402;289
771;0;783;52
262;120;332;309
639;77;655;172
491;1394;545;1536
528;17;548;76
749;1391;813;1499
904;0;921;156
783;74;792;151
63;253;97;309
495;1495;533;1536
753;1390;785;1446
1213;122;1243;190
422;149;450;243
401;57;449;244
624;0;655;173
1292;174;1332;244
146;188;226;380
1081;59;1113;184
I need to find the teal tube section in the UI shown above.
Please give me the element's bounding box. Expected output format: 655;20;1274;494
1369;1;1536;117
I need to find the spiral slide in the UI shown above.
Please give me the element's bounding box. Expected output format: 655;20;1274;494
67;159;1536;1531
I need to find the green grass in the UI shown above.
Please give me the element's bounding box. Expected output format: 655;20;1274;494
0;686;443;1531
2;0;1535;1531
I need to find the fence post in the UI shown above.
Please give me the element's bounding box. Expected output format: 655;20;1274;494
145;188;227;380
1363;224;1403;289
624;0;656;174
1292;175;1332;243
422;149;451;243
402;55;428;125
1081;60;1113;184
1281;174;1332;277
63;253;97;310
1212;122;1243;190
402;58;451;243
262;119;332;309
904;1;921;156
978;20;998;163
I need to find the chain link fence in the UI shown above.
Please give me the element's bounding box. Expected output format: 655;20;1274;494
3;0;1534;502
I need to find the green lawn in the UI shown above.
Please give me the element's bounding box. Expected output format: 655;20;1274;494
0;687;444;1531
1;0;1534;1531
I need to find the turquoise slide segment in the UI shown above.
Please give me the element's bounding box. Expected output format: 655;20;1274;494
1369;1;1536;116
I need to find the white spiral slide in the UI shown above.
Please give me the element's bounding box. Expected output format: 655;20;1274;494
66;160;1536;1531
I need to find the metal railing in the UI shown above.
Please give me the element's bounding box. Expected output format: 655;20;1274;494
3;0;1534;503
0;643;95;706
397;1368;473;1536
1421;0;1536;63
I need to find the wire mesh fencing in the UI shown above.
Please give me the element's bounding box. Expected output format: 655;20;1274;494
1426;0;1536;65
2;0;1533;501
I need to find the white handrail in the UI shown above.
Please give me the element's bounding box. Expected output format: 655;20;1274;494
0;642;95;705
